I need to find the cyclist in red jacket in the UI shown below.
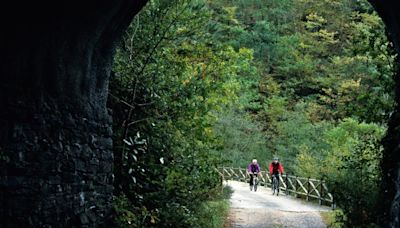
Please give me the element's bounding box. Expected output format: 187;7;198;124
269;157;284;195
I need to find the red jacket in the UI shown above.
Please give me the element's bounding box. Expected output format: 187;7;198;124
269;162;284;175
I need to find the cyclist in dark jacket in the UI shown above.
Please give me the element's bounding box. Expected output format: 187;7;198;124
247;159;261;191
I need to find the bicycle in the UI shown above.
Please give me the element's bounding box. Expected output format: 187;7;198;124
271;174;280;196
250;172;259;192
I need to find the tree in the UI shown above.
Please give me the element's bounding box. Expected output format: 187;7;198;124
110;0;254;225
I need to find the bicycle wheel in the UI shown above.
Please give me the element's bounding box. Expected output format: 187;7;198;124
272;176;278;195
254;176;257;192
250;174;255;191
271;176;274;192
275;176;279;195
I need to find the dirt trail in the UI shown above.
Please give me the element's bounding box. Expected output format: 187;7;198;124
225;181;330;228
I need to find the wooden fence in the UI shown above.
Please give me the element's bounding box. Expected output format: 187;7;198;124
217;167;334;208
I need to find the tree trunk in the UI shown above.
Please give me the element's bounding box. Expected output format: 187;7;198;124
0;1;147;226
368;1;400;227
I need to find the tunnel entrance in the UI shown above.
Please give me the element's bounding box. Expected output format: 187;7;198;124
0;0;400;227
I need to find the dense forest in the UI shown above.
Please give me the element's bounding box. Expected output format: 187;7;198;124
109;0;396;226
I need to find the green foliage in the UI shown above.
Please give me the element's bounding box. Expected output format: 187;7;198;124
323;119;384;226
294;118;384;225
330;210;350;228
196;186;233;228
212;109;269;168
114;194;145;227
320;210;347;228
110;0;396;226
110;0;253;226
207;0;395;226
272;103;332;173
195;200;229;228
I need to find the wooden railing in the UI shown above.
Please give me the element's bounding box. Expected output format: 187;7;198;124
217;167;334;208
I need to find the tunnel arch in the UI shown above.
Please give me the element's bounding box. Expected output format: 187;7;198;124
0;0;400;226
0;1;147;226
369;1;400;226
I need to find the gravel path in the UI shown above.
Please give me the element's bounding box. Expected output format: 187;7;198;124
225;181;330;228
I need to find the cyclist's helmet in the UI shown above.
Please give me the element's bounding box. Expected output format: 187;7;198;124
273;157;279;161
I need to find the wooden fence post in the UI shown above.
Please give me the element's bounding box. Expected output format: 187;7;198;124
285;174;289;196
306;177;310;201
319;178;323;205
295;176;298;198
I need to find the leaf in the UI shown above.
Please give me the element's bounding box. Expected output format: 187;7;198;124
123;139;132;146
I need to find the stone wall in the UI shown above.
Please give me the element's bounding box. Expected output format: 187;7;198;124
0;0;147;226
1;100;114;226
